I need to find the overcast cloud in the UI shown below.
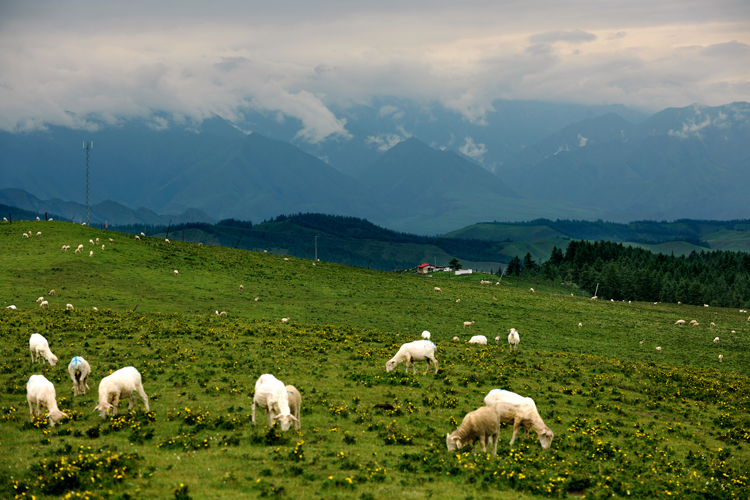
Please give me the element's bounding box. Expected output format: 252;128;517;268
1;0;748;141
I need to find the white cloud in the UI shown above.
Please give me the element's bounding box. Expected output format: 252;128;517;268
459;136;487;162
0;0;748;135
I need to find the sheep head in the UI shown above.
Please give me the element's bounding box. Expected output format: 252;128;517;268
47;354;58;366
538;427;554;450
94;402;114;419
48;409;68;427
445;433;462;452
385;360;398;373
273;413;298;431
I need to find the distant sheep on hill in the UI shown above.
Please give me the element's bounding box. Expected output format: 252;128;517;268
675;320;685;326
434;287;442;292
656;346;662;353
508;329;520;352
463;321;474;329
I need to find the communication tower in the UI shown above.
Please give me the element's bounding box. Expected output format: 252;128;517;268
83;141;93;224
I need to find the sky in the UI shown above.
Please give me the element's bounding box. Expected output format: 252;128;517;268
1;0;748;142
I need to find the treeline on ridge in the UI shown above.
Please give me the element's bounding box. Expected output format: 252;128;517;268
512;240;750;308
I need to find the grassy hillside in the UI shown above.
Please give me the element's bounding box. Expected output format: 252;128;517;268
1;222;749;499
620;240;708;257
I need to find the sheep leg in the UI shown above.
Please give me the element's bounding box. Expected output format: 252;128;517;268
252;401;256;424
136;385;150;411
268;408;276;427
128;394;135;410
479;433;487;453
430;355;439;374
28;400;34;422
510;418;522;447
111;394;120;415
491;433;498;456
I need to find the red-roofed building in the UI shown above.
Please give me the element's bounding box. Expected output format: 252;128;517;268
417;263;434;274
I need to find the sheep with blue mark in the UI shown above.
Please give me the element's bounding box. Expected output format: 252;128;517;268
68;356;91;396
385;340;439;375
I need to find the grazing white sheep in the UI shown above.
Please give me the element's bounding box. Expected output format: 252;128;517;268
480;280;492;285
74;247;81;254
731;330;736;334
135;235;140;241
590;296;597;300
240;285;244;292
691;322;700;327
704;304;709;307
198;243;203;246
285;385;302;430
421;330;431;340
284;257;290;262
36;296;44;303
27;375;67;426
254;297;260;302
36;231;41;236
484;389;554;450
49;289;55;295
495;336;500;344
48;218;53;221
639;339;645;345
68;356;91;396
219;311;227;316
29;333;58;366
675;320;685;326
434;287;442;292
89;239;94;246
656;346;662;353
455;299;460;303
102;245;105;250
508;329;520;352
446;406;500;456
36;217;40;221
469;335;488;345
89;251;93;257
165;239;170;244
92;307;98;311
60;245;66;251
578;323;582;328
39;301;48;309
140;232;145;236
22;233;29;238
281;317;289;323
252;374;298;431
109;238;113;243
710;322;716;327
2;217;6;222
529;288;534;293
174;270;179;276
713;337;719;343
386;340;439;375
719;354;723;363
6;305;17;310
453;336;459;342
463;321;474;329
94;367;150;418
66;303;74;310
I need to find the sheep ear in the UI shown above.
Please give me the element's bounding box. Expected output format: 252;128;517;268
290;415;299;422
455;439;462;449
61;412;68;418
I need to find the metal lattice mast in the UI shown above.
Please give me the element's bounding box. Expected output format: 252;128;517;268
83;141;93;224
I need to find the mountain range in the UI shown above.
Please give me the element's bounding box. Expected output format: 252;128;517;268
0;99;748;233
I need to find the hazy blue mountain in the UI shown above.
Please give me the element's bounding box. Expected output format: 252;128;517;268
0;188;216;226
495;102;750;220
236;97;650;176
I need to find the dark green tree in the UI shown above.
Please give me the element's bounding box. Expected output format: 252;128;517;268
448;258;462;270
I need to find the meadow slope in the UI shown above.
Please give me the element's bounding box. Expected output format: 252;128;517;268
1;222;749;499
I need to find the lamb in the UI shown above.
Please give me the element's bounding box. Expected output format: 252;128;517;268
385;340;439;375
66;303;74;310
446;406;500;456
463;321;474;329
508;329;520;352
49;289;55;295
484;389;554;450
68;356;91;396
281;317;290;323
94;366;150;418
36;296;44;303
252;374;298;431
26;375;68;427
656;346;662;353
39;300;48;309
421;330;431;340
469;335;488;345
713;337;719;343
434;287;442;292
675;320;685;326
29;333;58;366
689;319;698;325
285;385;302;430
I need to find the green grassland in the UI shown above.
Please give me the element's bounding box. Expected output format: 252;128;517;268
702;230;750;252
443;224;568;243
620;241;709;258
1;222;749;499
